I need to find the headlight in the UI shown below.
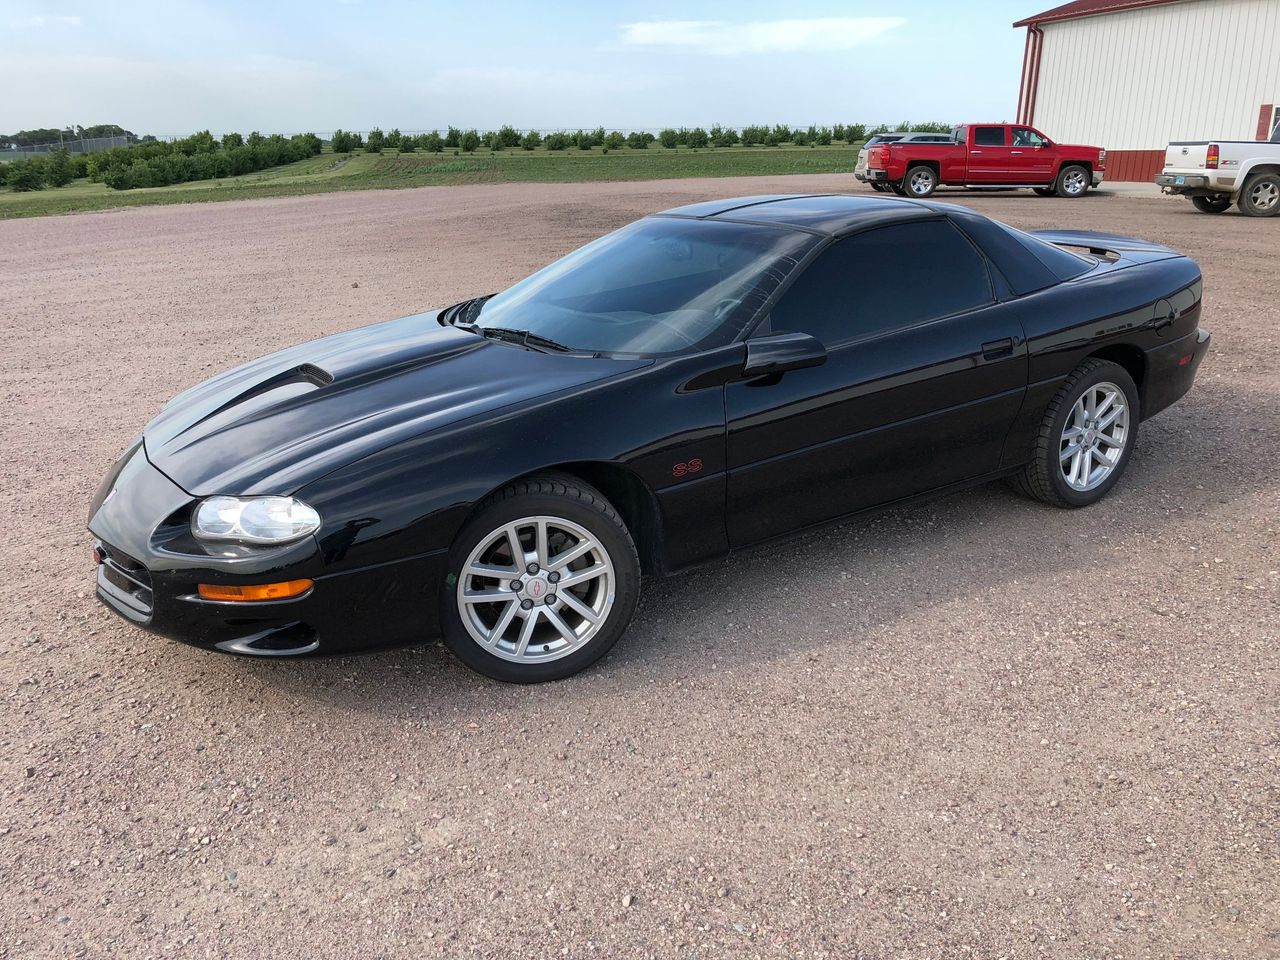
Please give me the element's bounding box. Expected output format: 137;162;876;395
192;496;320;544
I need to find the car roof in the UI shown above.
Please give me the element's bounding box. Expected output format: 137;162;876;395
655;194;950;237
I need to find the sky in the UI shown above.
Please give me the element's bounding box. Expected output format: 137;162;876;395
2;1;1039;136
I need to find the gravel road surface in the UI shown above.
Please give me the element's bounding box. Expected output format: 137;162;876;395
1;176;1276;958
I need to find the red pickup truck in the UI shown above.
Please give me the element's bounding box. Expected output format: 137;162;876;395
864;123;1107;199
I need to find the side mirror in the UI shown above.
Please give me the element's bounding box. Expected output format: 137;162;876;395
741;331;827;378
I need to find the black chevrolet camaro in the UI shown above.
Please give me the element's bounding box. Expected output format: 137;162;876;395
90;195;1210;682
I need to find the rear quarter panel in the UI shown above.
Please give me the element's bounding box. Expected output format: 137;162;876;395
1001;256;1203;467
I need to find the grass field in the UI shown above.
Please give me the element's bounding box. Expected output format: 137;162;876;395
0;143;860;219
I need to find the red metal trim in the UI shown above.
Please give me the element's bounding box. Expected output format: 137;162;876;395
1258;104;1275;141
1014;0;1183;28
1017;27;1033;122
1025;26;1044;126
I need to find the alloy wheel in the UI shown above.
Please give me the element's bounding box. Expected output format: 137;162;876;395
909;170;935;196
1060;381;1129;492
1248;180;1279;211
1062;169;1088;195
456;515;615;663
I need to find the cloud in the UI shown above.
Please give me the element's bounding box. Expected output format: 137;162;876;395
10;14;82;28
619;17;906;55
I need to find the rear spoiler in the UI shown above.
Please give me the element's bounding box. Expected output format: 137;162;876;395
1028;229;1179;263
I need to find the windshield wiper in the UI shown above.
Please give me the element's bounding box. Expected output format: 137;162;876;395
475;326;575;353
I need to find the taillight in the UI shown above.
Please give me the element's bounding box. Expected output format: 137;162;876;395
1206;144;1219;169
1098;148;1106;167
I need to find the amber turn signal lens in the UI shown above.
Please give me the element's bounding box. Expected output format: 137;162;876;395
197;579;313;602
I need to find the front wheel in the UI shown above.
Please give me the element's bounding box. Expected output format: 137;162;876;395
441;476;641;682
1191;195;1232;214
1055;164;1090;198
1237;173;1280;217
1010;359;1139;508
905;165;938;198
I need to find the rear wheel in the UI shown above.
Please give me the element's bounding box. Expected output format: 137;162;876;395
905;165;938;198
1236;173;1280;217
1010;359;1139;508
889;181;909;197
1191;194;1232;214
1055;164;1090;198
441;476;640;682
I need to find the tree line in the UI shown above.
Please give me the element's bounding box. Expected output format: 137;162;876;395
329;122;952;155
1;131;322;192
2;121;954;191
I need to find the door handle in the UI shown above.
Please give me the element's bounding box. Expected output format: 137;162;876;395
1010;150;1023;155
970;150;983;154
981;337;1015;360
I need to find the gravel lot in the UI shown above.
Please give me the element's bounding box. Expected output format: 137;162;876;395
1;176;1276;959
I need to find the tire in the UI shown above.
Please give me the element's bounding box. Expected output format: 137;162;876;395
1033;187;1056;197
440;475;641;682
870;182;890;193
889;181;909;197
1236;173;1280;217
1191;194;1232;214
904;165;938;198
1010;359;1140;508
1055;164;1090;198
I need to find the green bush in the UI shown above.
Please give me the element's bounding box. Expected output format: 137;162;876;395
845;123;867;143
603;131;625;150
330;129;353;153
445;126;462;148
497;124;521;148
625;131;653;149
686;127;709;149
222;132;244;149
792;128;809;146
658;128;678;148
772;124;792;143
45;148;75;187
7;157;46;191
386;128;404;149
544;131;569;151
459;129;480;152
0;163;7;187
740;125;767;146
710;124;739;147
521;130;542;150
365;127;385;153
416;132;444;153
398;136;415;153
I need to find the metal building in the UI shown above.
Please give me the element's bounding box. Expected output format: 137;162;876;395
1015;0;1280;180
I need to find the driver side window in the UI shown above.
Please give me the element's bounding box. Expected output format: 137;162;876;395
766;220;994;347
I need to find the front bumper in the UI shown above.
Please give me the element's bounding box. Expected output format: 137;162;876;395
1092;170;1105;187
88;446;445;656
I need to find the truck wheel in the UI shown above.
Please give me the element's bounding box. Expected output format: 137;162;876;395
1191;195;1232;214
1033;187;1055;197
1055;165;1090;198
1237;173;1280;217
870;182;890;193
889;182;909;197
905;165;938;198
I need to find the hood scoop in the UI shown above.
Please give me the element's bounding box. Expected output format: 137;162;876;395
171;364;334;442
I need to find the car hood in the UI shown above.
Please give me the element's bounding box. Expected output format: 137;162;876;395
143;312;649;497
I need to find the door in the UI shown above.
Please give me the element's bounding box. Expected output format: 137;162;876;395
968;125;1011;182
724;219;1027;547
1008;126;1056;183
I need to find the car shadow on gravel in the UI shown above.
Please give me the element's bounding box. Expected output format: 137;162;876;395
222;379;1264;714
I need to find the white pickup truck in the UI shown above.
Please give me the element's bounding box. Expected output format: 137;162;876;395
1155;121;1280;217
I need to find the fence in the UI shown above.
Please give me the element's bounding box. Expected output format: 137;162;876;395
2;135;135;159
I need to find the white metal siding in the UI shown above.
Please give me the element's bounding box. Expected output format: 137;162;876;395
1032;0;1280;150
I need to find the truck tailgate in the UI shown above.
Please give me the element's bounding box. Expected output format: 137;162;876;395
1164;142;1210;171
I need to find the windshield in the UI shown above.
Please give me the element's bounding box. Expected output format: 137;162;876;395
469;217;819;355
